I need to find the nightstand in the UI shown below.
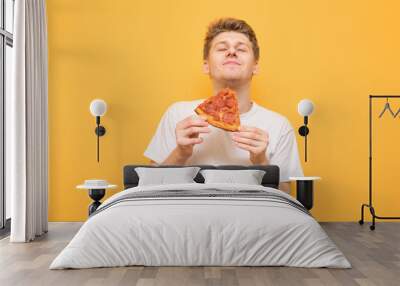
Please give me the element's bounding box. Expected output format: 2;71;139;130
289;176;321;210
77;180;117;216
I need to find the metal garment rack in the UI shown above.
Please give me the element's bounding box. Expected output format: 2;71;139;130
359;95;400;230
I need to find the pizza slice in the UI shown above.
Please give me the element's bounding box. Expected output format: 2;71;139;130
194;87;240;132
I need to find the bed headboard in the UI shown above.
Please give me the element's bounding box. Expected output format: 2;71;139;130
123;164;280;189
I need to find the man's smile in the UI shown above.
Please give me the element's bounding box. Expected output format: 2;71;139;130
223;60;241;65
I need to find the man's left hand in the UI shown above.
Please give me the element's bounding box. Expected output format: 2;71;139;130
231;126;269;165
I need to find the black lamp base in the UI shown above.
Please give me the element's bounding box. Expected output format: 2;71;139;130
296;180;314;210
88;189;105;215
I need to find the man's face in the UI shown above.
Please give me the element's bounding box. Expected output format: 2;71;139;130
203;31;259;84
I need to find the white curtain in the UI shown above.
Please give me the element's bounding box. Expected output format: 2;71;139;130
8;0;48;242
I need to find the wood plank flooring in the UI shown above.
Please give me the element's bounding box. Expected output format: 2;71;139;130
0;222;399;286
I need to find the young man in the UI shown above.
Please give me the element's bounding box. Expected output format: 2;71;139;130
143;18;303;193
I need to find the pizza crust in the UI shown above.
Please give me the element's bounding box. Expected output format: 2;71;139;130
195;106;240;132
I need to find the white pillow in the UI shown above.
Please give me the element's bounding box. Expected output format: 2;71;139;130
135;167;201;186
200;169;266;185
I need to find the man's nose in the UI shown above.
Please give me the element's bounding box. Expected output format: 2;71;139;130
226;48;237;57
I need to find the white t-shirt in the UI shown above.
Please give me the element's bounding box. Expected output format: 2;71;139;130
144;99;304;182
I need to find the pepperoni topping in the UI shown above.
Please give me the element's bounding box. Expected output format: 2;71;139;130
220;106;231;113
225;98;235;108
214;97;225;109
195;87;240;130
222;112;236;124
204;102;216;113
202;104;220;120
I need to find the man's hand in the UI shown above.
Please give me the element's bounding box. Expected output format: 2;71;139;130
231;125;269;165
160;115;210;165
174;115;210;160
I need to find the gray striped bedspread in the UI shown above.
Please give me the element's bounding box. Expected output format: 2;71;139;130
50;183;351;269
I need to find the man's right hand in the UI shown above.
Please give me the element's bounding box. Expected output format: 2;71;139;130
174;115;210;161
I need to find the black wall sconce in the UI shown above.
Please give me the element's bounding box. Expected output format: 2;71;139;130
89;99;107;162
297;99;314;162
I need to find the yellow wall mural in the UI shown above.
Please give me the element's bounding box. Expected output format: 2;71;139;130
47;0;400;221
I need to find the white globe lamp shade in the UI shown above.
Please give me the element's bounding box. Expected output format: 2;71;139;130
90;99;107;117
298;99;314;117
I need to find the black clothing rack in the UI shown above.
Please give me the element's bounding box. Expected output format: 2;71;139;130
359;95;400;230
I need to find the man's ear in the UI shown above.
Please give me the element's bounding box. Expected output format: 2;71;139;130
252;61;259;75
203;60;210;74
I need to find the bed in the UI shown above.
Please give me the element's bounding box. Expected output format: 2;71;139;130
49;164;351;269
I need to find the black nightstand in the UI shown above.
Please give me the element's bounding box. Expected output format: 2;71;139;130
289;176;321;210
77;181;117;216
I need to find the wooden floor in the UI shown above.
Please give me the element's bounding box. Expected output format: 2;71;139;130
0;222;399;286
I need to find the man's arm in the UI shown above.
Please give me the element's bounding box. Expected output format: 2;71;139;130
231;126;270;165
150;147;190;166
147;115;210;166
279;182;291;194
253;156;292;193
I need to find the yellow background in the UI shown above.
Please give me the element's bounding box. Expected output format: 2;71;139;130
47;0;400;221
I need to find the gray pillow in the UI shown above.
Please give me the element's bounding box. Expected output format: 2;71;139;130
135;167;201;186
200;169;266;185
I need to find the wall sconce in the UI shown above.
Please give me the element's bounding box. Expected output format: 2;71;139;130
89;99;107;162
297;99;314;162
